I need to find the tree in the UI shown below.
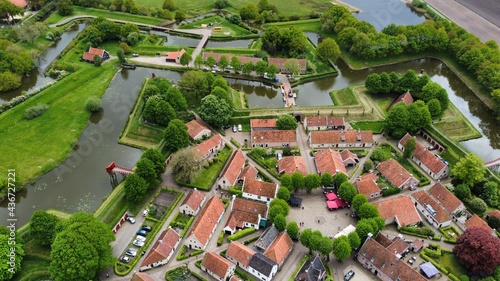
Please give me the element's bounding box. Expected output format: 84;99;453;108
164;119;189;152
291;171;305;192
162;0;175;10
332;235;352;261
284;59;301;76
194;54;203;69
175;10;186;22
179;52;191;67
277;187;291;201
135;158;159;190
365;73;382;94
403;136;417;159
407;100;431;133
333;172;348;188
142;149;166;175
26;0;47;10
358;203;379;219
467;197;488;216
273;214;286;231
451;153;486;187
348;231;361;250
206;56;216;68
269;199;290;217
487;215;500;231
218;55;229;70
276;114;298;130
240;3;259;20
427;98;442;118
0;71;21;92
124;173;147;202
286;222;299;240
384;103;409;138
316;38;341;62
93;55;102;66
355;219;375;242
300;228;313;252
211;86;231;105
85;96;101;112
165;87;188;111
255;60;268;76
480;181;499;207
56;0;74;16
143;96;159;122
453;227;500;276
0;0;23;19
171;147;203;183
50;213;114;281
304;174;321;193
266;64;279;78
242;61;254;75
155;100;176;126
363;159;374;172
281;174;292;190
120;23;139;39
117;48;126;63
230;56;241;72
352;194;368;212
454;184;472;201
214;0;229;9
198;95;233;128
338;181;357;203
212;76;230;93
29;210;59;246
179;70;210;98
0;232;24;280
420;81;449;110
321;172;334;188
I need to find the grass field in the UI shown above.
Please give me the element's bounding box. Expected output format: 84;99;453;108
264;19;322;33
350;121;385;133
191;146;232;190
330;86;360;106
304;38;335;74
180;15;254;37
433;103;482;142
12;239;51;281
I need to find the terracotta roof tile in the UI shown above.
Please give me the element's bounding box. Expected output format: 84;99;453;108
141;228;180;267
386;237;410;256
8;0;27;7
399;134;447;175
83;47;106;62
341;150;358;163
242;178;277;199
220;150;246;186
194;134;223;157
374;196;422;227
268;58;307;71
304;116;345;128
250;119;277;128
226;241;256;266
264;232;293;266
360;173;378;181
189;197;225;247
310;130;372;145
487;210;500;220
230;276;243;281
131;272;155;281
395;91;414;106
428;183;462;213
411;190;451;223
376;159;418;188
239;165;258;181
180;189;206;212
251;130;296;143
203;52;262;65
465;214;493;234
165;49;186;60
186;119;210;139
356;179;381;197
225;198;268;230
278;156;307;175
314;149;347;175
201;252;233;279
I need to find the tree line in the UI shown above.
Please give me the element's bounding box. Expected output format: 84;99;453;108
320;5;500;112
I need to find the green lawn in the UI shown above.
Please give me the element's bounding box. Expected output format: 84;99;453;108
330;86;360;106
191;146;233;190
440;253;468;278
350;121;385;134
264;19;322;33
179;15;254;37
433;103;481;142
12;239;51;281
304;37;334;74
0;62;118;184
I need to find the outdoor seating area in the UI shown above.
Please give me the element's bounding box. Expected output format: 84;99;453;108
324;191;349;210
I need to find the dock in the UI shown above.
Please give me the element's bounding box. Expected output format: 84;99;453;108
277;74;296;107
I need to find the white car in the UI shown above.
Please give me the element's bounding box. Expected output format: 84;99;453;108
125;248;137;257
237;124;242;132
133;239;145;247
143;209;149;216
135;235;146;242
126;216;135;224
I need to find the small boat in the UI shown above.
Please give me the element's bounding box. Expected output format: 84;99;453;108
122;63;136;69
280;85;285;94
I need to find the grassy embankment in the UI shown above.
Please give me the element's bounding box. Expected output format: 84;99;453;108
179;15;257;38
100;34;195;57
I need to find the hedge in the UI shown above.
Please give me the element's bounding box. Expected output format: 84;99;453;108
176;245;204;261
448;273;461;281
180;216;195;238
228;228;256;242
243;235;260;245
420;251;449;275
217;230;225;246
229;186;243;197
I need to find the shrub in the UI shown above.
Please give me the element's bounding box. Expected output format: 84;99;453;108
217;231;225;246
85;97;101;113
227;228;256;242
24;104;48;120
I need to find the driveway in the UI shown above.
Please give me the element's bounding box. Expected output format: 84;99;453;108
296;125;317;174
342;264;378;281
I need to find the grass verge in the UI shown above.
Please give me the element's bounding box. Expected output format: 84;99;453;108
189;145;233;190
433;103;482;142
179;15;254;38
350;121;385;134
330;86;360;106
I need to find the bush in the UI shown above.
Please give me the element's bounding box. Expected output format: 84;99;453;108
227;228;256;242
217;231;225;246
24;104;48;120
85;97;101;113
382;187;401;197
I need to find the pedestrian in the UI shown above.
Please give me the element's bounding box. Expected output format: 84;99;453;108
106;274;109;278
318;220;320;223
302;206;304;210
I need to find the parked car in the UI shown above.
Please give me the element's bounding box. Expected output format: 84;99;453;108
136;230;147;238
132;53;139;57
344;270;355;281
133;239;145;247
120;256;131;263
142;209;149;216
141;225;152;232
125;248;137;257
232;125;237;132
237;124;242;132
126;216;135;224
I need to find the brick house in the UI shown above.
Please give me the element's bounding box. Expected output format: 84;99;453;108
131;272;155;281
139;228;180;271
250;130;297;148
374;196;422;228
186;119;212;140
251;119;277;130
242;178;278;203
427;183;466;217
277;156;307;175
294;255;326;281
224;197;268;235
82;47;110;63
465;214;494;235
179;189;206;216
376;159;419;190
410;190;452;228
314;148;347;176
185;197;225;250
263;232;294;268
201;252;236;281
341;150;359;166
388;91;414;109
165;49;186;64
308;130;373;149
268;58;307;74
194;134;224;160
226;241;256;272
218;149;246;189
356;174;381;200
303;116;345;131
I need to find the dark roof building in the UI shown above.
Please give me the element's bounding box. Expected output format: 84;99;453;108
254;225;280;252
294;255;326;281
249;253;278;278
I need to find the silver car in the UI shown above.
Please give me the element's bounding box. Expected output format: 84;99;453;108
133;239;145;247
125;248;137;257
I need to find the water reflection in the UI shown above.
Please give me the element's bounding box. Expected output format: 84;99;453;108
206;39;254;48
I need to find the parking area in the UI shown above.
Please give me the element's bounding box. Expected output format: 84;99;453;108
343;264;377;281
224;129;250;147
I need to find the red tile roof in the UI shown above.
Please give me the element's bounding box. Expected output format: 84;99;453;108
186;119;210;139
264;232;293;266
487;210;500;220
428;183;463;214
227;241;256;266
314;149;346;175
386;237;410;256
310;130;373;145
251;130;297;143
82;47;106;62
360;172;378;182
165;49;186;60
411;190;451;223
376;158;417;188
131;272;155;281
465;214;493;234
356;178;381;197
399;134;447;175
220;149;246;185
278;156;307;175
189;197;225;247
203;52;262;65
341;149;358;163
243;178;277;199
374;196;422;227
239;165;258;181
230;276;243;281
194;134;223;157
140;228;180;267
201;252;233;279
305;116;345;128
8;0;27;7
250;119;277;129
181;189;206;212
226;198;268;230
359;237;427;281
268;57;307;71
394;91;414;106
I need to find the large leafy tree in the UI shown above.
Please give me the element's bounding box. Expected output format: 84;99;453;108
165;87;188;111
338;181;357;203
155;100;176;127
141;149;166;175
348;232;361;250
29;210;59;246
179;70;211;99
286;222;299;240
276;114;298;130
210;86;231;105
135;158;159;190
162;0;175;10
358;203;379;219
56;0;74;16
218;55;229;70
451;153;486;186
321;172;334;188
384;103;410;138
284;59;301;76
291;171;305;192
230;56;242;72
269;199;290;217
255;60;268;76
453;227;500;276
273;214;286;231
276;187;291;201
0;228;24;281
318;236;334;260
333;172;347;188
124;173;148;202
316;38;341;62
406;100;431;133
171;147;203;183
164;119;189;152
242;61;254;75
180;52;191;67
332;235;351;261
352;194;368;212
198;95;233;128
304;174;321;193
280;174;292;190
467;197;488;216
403;136;417;159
